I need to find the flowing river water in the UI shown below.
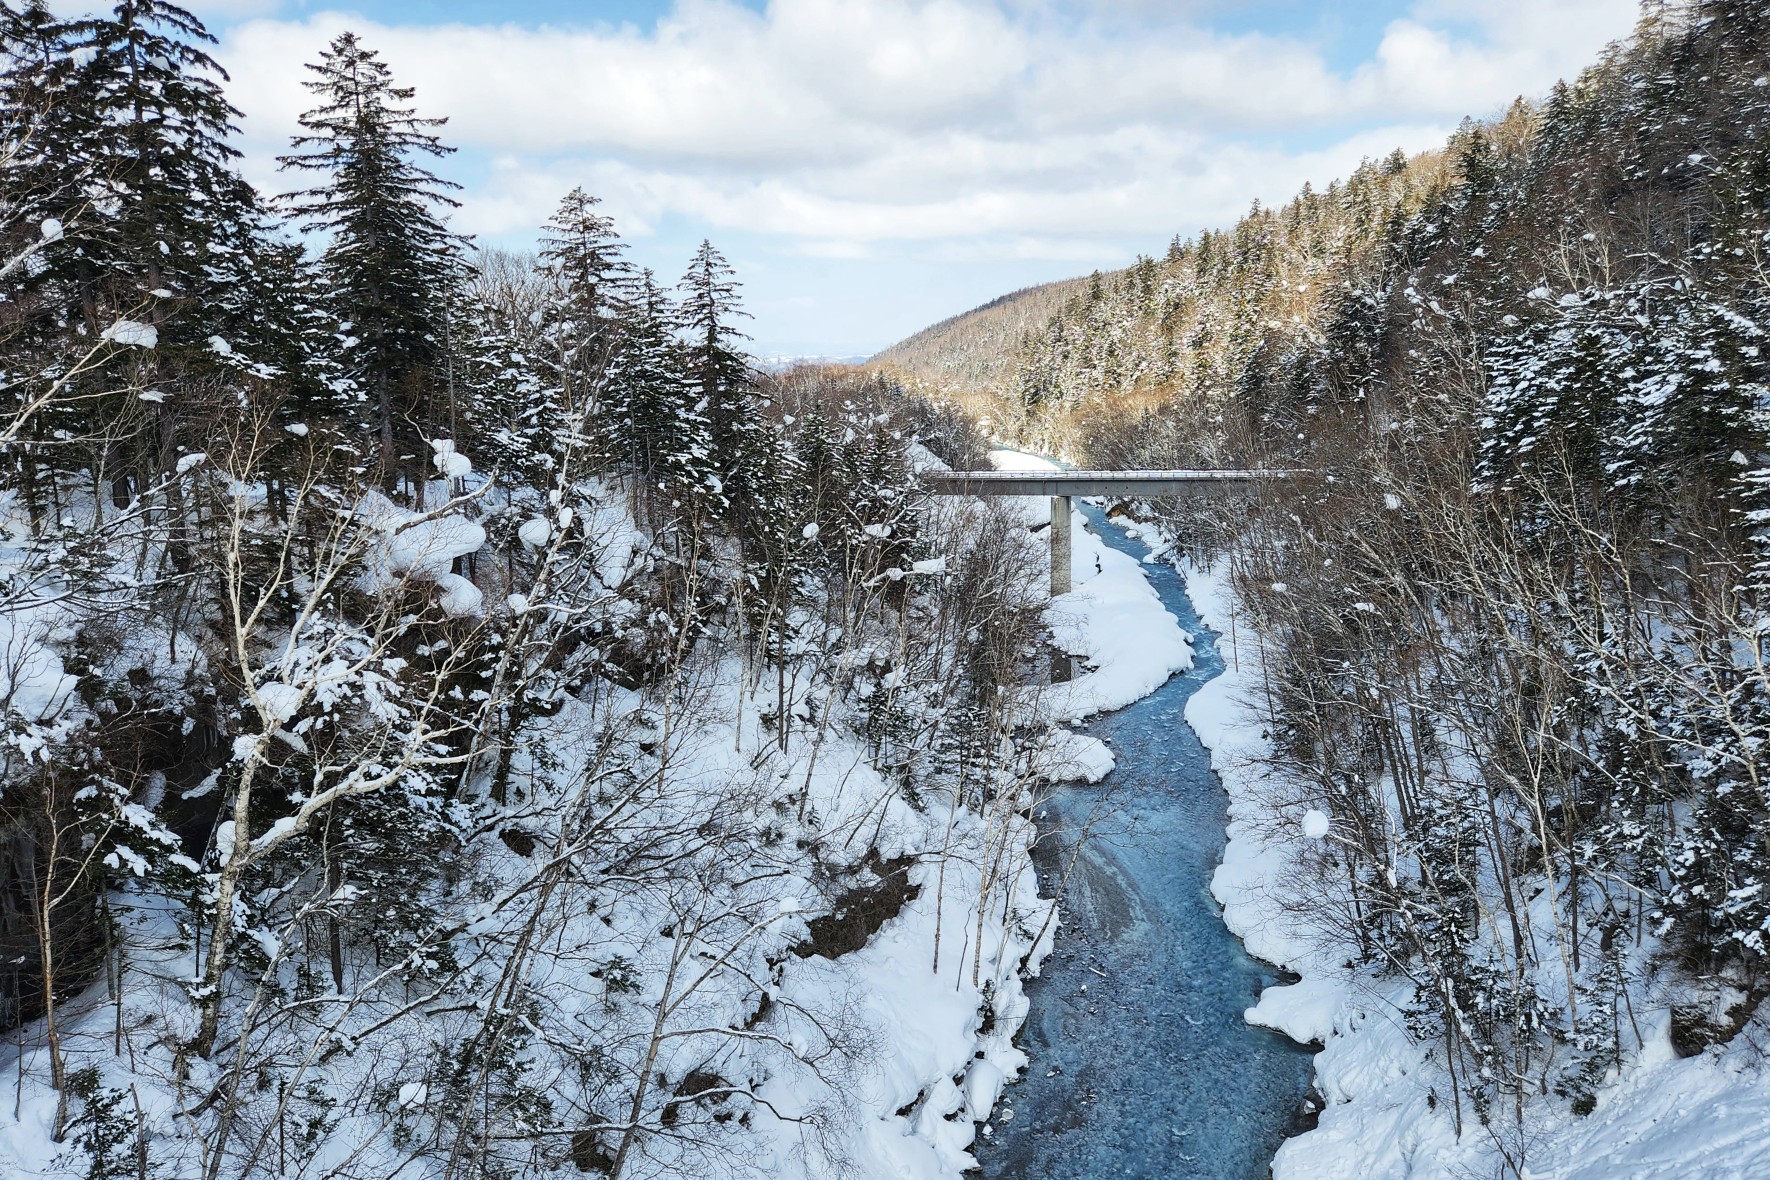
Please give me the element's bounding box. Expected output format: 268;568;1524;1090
982;503;1315;1179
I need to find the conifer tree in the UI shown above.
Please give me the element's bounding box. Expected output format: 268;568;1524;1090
679;240;787;545
607;268;717;513
279;32;464;492
0;4;87;317
0;1;93;492
456;287;554;485
678;241;755;472
82;2;259;318
521;187;633;476
537;186;629;411
2;2;267;455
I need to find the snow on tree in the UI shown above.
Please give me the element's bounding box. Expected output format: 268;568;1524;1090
608;266;720;515
278;31;466;495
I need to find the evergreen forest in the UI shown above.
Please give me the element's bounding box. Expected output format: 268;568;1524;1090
0;5;1049;1178
882;0;1770;1149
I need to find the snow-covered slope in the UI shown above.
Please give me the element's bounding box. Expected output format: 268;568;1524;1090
1180;558;1770;1180
0;441;1207;1180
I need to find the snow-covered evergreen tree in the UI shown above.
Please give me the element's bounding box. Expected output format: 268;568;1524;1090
536;186;628;419
677;241;765;514
279;31;465;492
455;283;555;485
608;267;718;514
1;0;273;491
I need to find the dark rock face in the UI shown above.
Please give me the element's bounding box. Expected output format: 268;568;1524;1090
794;850;922;960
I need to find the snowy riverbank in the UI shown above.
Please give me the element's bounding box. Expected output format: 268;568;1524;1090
748;452;1199;1175
0;451;1198;1180
981;502;1315;1179
1178;557;1770;1180
0;547;1044;1180
985;451;1193;788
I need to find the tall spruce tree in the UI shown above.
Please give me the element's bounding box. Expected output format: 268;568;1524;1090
1;3;87;323
537;187;629;414
5;2;255;318
82;2;259;322
1;1;292;521
678;240;754;467
531;187;631;474
1;1;91;500
679;240;779;533
279;32;464;492
607;267;717;514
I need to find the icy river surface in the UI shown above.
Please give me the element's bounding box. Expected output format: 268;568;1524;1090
982;504;1314;1179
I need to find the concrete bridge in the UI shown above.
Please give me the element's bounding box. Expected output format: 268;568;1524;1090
924;468;1295;595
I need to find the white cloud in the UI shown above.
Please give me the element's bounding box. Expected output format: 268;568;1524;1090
207;0;1642;349
183;0;287;17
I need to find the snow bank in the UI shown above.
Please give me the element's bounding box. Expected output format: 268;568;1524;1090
102;319;157;348
434;572;484;618
1182;564;1351;1043
986;451;1192;721
1029;727;1116;784
385;516;485;578
1180;556;1770;1180
1040;519;1192;720
599;657;1058;1180
1539;1026;1770;1180
766;829;1046;1177
355;490;488;611
0;613;76;722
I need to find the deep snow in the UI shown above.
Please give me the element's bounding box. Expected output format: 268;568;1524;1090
1179;555;1770;1180
0;451;1215;1180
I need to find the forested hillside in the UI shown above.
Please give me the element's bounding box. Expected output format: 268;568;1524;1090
905;0;1770;1170
872;278;1085;408
12;0;1770;1176
0;5;1072;1177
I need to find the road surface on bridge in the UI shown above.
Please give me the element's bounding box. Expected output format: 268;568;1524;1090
922;468;1296;499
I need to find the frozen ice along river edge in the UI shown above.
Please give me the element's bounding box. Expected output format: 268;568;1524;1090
977;455;1315;1179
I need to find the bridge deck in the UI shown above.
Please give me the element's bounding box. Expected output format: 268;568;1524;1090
923;469;1294;498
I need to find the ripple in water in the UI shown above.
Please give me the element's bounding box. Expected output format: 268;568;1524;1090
981;505;1315;1180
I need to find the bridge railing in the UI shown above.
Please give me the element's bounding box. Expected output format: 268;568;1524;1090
922;469;1302;498
922;468;1303;595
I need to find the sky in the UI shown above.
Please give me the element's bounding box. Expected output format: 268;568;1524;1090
168;0;1644;358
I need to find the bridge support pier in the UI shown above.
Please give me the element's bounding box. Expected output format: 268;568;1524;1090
1050;495;1071;597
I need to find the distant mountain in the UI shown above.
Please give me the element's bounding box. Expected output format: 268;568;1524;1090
755;353;872;372
871;277;1091;396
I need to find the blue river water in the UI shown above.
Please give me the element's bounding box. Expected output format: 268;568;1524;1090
981;504;1315;1179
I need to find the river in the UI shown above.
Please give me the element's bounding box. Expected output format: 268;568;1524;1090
982;502;1315;1179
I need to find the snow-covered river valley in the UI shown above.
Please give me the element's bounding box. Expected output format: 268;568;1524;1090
982;503;1314;1178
